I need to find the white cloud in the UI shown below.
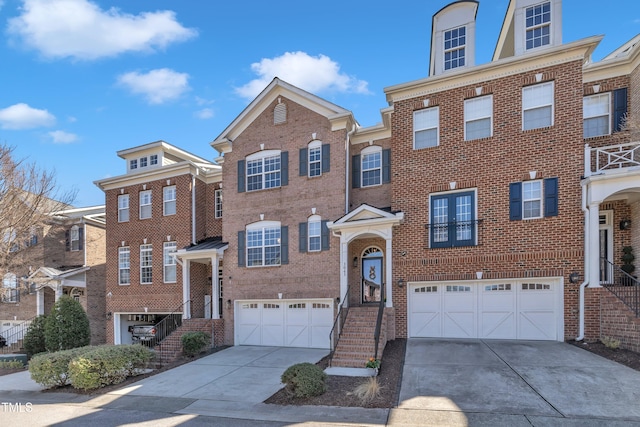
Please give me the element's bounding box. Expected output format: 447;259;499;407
48;130;78;143
7;0;197;60
117;68;190;104
0;103;55;129
194;108;214;119
195;96;214;106
235;51;370;100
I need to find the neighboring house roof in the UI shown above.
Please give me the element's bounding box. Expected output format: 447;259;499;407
117;140;213;165
29;266;89;279
50;205;106;226
211;78;357;156
176;236;228;261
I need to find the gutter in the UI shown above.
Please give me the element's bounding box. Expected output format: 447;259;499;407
191;174;197;244
345;125;356;214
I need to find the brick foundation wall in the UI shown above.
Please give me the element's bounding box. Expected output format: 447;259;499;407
600;290;640;353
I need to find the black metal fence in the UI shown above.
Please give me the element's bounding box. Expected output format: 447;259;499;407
601;258;639;317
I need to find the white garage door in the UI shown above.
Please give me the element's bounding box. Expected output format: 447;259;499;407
408;279;562;341
235;299;333;349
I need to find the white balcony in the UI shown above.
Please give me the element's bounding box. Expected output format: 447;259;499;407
585;141;640;178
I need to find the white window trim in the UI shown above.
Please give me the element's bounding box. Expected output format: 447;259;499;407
118;246;130;286
140;244;153;284
163;242;177;283
524;1;552;51
118;194;129;223
413;107;440;149
443;25;466;71
428;188;478;248
464;95;493;141
246;220;281;267
308;214;321;252
360;145;382;188
140;190;152;220
2;273;18;303
583;92;611;138
163;186;176;216
522;180;543;220
522;81;554;131
214;189;223;218
70;225;80;251
246;150;282;192
308;140;322;178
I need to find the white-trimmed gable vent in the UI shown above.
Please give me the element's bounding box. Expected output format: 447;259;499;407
430;1;478;77
274;100;287;124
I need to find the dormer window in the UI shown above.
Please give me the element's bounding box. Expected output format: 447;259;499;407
444;26;466;70
150;154;158;165
525;2;551;50
130;159;138;170
140;156;148;168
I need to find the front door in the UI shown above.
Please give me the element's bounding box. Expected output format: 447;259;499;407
362;247;383;303
599;211;613;283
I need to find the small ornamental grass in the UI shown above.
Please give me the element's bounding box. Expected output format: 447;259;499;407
350;376;384;404
281;362;327;398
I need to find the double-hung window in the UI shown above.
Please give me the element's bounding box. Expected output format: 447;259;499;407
522;82;554;130
299;216;329;253
118;247;130;285
140;157;148;168
308;142;322;177
130;159;137;171
163;186;176;216
464;95;493;140
140;190;152;219
140;244;153;284
525;2;551;50
308;217;321;252
444;26;466;71
118;194;129;222
362;147;382;187
150;154;158;165
414;107;439;149
70;225;80;251
2;273;18;303
247;151;281;191
247;225;281;267
583;93;611;138
510;178;558;220
430;190;476;248
163;242;177;283
215;189;222;218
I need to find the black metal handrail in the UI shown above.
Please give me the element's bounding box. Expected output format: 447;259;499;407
0;315;36;354
143;300;192;349
372;280;385;360
600;258;639;317
424;219;483;248
328;284;350;366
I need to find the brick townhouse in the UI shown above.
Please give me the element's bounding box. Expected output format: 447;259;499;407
96;0;640;361
0;205;106;349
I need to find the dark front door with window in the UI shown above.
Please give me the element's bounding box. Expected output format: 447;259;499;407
362;249;383;303
431;191;475;248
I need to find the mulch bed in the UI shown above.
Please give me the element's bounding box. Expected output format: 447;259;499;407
568;340;640;371
264;338;406;408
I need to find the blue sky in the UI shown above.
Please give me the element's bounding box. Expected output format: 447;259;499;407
1;0;639;207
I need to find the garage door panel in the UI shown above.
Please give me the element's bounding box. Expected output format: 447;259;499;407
518;311;557;340
310;303;332;348
410;312;441;337
443;312;476;338
481;312;516;338
443;285;476;338
237;303;261;345
480;284;516;339
409;285;442;337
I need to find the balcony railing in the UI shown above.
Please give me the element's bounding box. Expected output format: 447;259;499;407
585;142;640;177
424;219;483;248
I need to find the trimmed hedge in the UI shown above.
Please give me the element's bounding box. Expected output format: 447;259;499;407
23;315;47;357
68;345;154;390
181;331;210;357
29;345;154;390
45;296;91;352
281;362;327;398
29;346;92;388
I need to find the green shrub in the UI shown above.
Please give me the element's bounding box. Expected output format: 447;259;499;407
281;362;327;398
24;315;47;357
68;345;154;390
181;331;210;357
29;346;92;388
45;296;91;352
0;360;24;369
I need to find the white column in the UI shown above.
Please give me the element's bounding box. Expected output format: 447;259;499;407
36;287;44;316
183;260;191;318
588;202;601;287
340;240;349;307
212;256;220;320
55;283;63;301
385;237;393;308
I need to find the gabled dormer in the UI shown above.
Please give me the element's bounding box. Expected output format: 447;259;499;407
429;1;478;76
117;140;214;175
494;0;562;61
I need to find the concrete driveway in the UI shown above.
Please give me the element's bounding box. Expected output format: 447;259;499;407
391;339;640;426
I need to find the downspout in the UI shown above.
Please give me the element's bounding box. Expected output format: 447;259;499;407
576;180;590;341
345;125;356;214
191;174;197;245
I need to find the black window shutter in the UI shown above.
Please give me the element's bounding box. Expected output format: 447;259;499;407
544;177;559;217
509;182;522;221
237;231;245;267
299;148;308;176
322;144;330;173
281;151;289;186
382;149;391;184
321;220;330;251
65;230;70;251
298;222;307;252
613;88;628;132
78;227;84;250
352;155;361;188
237;160;246;193
280;226;289;264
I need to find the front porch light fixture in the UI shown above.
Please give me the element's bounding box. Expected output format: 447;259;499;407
397;278;405;288
620;219;631;230
353;257;358;268
569;272;580;284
